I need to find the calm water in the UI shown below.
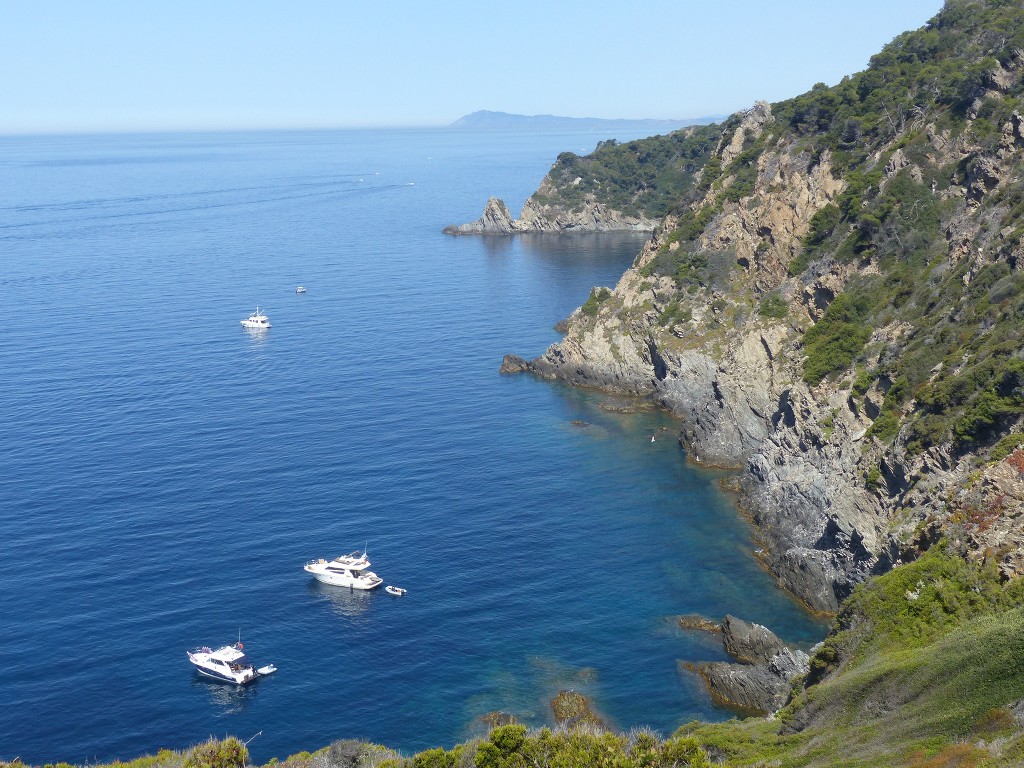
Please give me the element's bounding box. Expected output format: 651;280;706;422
0;129;826;765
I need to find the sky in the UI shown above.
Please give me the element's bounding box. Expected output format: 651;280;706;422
0;0;945;135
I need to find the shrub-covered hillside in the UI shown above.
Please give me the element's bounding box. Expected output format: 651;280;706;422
540;0;1024;459
517;0;1024;613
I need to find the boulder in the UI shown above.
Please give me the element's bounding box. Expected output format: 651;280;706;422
721;615;787;664
499;354;532;374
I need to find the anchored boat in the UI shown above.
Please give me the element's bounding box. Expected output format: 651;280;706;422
304;550;383;590
240;307;271;329
187;642;268;685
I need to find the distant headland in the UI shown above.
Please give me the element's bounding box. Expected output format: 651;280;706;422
448;110;720;132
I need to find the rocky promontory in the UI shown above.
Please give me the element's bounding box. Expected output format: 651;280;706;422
681;615;810;715
443;197;517;235
444;185;658;235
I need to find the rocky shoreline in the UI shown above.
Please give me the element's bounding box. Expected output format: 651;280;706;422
490;98;1024;617
679;615;811;715
444;192;657;236
468;81;1024;717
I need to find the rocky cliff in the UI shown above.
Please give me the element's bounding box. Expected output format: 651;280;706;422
498;1;1024;614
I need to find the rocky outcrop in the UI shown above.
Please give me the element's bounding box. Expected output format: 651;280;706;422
683;615;810;715
444;186;658;235
443;196;516;235
720;614;787;663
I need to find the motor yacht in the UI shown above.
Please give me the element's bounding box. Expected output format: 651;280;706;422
187;643;259;684
304;550;383;590
240;307;271;329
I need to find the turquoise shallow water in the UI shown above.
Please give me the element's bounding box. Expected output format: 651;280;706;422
0;128;827;764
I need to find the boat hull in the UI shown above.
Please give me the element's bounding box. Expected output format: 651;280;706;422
304;564;382;590
187;645;258;685
189;661;257;685
192;667;256;684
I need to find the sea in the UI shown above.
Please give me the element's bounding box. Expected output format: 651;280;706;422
0;128;828;765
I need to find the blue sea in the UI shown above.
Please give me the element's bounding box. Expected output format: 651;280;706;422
0;128;827;765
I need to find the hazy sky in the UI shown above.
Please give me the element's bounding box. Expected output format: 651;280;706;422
1;0;944;135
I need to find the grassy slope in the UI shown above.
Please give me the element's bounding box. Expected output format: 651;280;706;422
684;548;1024;767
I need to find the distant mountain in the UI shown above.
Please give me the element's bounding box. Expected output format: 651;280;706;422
448;110;719;132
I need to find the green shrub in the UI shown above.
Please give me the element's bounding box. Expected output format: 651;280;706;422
581;287;612;317
658;299;692;326
991;432;1024;461
183;738;248;768
758;292;788;318
803;294;873;386
413;747;456;768
474;725;527;768
804;203;842;247
851;368;874;397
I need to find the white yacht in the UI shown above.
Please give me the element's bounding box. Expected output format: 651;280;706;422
187;643;258;685
240;307;271;329
304;550;383;590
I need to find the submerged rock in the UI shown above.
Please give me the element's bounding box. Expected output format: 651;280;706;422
678;614;723;634
551;690;604;727
480;711;518;728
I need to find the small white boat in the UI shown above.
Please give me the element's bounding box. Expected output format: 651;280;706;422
187;642;259;685
240;306;271;329
257;664;277;676
295;286;306;294
304;550;383;590
385;585;406;596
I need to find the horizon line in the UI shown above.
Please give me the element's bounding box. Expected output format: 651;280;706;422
0;114;730;140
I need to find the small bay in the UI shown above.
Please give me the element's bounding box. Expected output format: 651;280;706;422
0;128;827;764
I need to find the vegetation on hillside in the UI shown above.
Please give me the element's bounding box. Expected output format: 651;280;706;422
532;125;721;220
540;0;1024;462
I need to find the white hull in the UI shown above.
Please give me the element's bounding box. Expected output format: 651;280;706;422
192;663;257;685
305;563;383;590
241;306;271;329
187;645;258;685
